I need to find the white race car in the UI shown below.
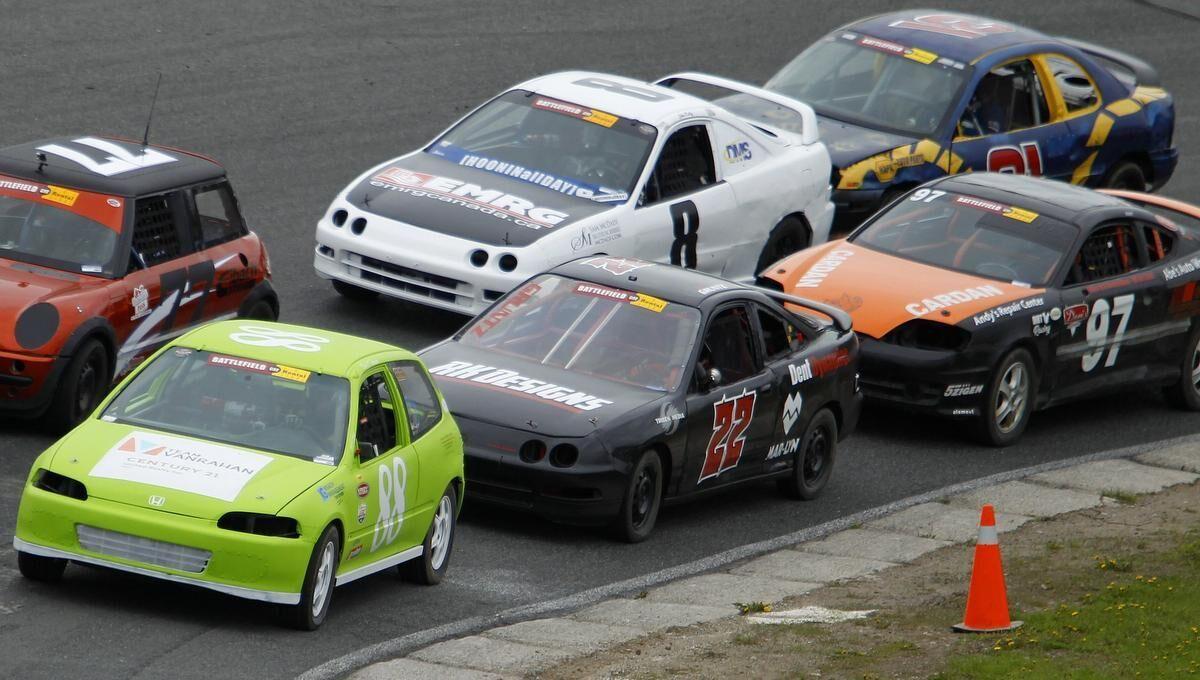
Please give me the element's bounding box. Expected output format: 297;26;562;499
314;71;834;315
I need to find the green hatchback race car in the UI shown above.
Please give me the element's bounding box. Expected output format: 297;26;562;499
12;320;464;630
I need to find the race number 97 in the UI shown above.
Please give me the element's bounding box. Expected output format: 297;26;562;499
1082;294;1135;372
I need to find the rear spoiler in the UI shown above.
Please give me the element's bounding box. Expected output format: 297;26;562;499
653;72;820;145
753;287;853;335
1057;37;1161;88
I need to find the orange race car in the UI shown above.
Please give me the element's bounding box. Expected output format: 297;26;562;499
762;173;1200;445
1;136;277;429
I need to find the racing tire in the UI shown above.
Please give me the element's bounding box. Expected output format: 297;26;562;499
17;551;67;582
332;279;379;301
776;408;838;500
240;299;277;321
281;525;340;631
972;348;1037;447
1163;324;1200;410
401;485;457;585
46;338;109;431
610;450;663;543
1101;160;1148;192
754;216;810;276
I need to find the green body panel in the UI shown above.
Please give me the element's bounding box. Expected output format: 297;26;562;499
13;320;465;602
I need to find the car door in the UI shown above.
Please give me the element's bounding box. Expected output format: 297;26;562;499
388;360;452;520
950;57;1080;183
628;122;739;274
1052;220;1159;399
185;181;260;315
682;303;778;489
751;302;814;475
348;370;423;562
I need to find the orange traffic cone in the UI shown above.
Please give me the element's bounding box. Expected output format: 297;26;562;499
952;504;1022;633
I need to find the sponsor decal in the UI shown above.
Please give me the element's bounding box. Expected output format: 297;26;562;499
907;284;1005;317
473;281;541;337
90;431;272;502
130;285;150;320
1163;256;1200;282
313;455;335;466
792;249;854;288
782;392;803;436
811;349;852;376
36;137;177;176
825;292;864;314
532;96;619;127
228;325;329;353
42;185;79;207
698;283;733;295
429;360;613;411
952;408;978;416
888;13;1015;39
317;482;344;502
1050;307;1062;321
371;457;407;552
953;195;1038;223
432;145;627;202
856;35;938;65
148;495;166;507
570;219;622;251
579;255;651;276
699;390;757;483
357;482;370;497
357;502;368;525
207;353;311;383
348;544;364;559
0;178;39;193
572;282;667;312
654;402;685;435
1063;303;1089;327
107;198;122;208
1033;324;1051;337
788;360;813;385
944;383;984;397
972;296;1044;326
723;141;752;163
370;166;569;230
767;437;799;460
630;293;667;313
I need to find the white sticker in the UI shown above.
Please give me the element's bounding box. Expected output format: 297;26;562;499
36;137;177;177
90;431;272;502
228;325;330;352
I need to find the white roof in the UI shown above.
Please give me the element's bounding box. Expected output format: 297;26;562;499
514;71;713;127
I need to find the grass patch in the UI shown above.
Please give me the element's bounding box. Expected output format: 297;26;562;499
1101;489;1139;505
734;601;772;615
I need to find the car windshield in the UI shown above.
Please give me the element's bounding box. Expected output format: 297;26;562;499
765;35;968;137
851;189;1078;286
0;176;124;276
101;348;351;464
426;89;657;204
459;275;700;391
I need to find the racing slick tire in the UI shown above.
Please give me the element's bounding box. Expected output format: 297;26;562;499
401;485;457;585
17;551;67;583
332;279;379;301
1163;324;1200;410
972;348;1037;447
281;524;340;631
610;449;663;543
777;408;837;500
1101;160;1148;192
46;337;110;431
755;216;810;276
240;299;277;321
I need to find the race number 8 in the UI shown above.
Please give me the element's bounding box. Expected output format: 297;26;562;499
669;200;700;269
1081;294;1135;372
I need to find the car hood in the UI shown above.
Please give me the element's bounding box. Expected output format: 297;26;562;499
764;241;1046;338
344;152;616;248
420;342;665;438
0;259;100;353
47;421;336;520
818;117;919;170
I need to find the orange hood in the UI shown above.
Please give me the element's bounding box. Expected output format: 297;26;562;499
764;241;1046;338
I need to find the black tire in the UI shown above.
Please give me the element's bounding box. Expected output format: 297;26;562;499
17;551;66;582
754;216;810;276
280;525;340;631
610;450;663;543
972;348;1037;446
46;338;109;431
332;279;379;301
240;299;277;321
401;485;457;585
1101;160;1148;192
1163;324;1200;410
777;408;838;500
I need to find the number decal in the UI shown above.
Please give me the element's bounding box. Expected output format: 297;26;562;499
699;390;757;483
229;325;331;352
669;200;700;269
156;260;217;333
371;457;407;552
888;14;1015;39
987;143;1043;176
35;137;177;177
1081;294;1135;372
908;188;947;203
573;77;672;102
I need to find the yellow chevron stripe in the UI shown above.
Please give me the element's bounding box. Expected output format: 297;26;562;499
1072;151;1098;185
1105;99;1142;117
1086;113;1114;147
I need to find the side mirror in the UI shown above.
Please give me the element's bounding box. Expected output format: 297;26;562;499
700;367;723;391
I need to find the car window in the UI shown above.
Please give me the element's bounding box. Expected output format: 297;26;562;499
757;305;804;361
357;372;397;461
131;192;186;268
1142;223;1174;263
0;179;123;276
1064;223;1141;285
960;59;1050;137
1044;55;1099;114
641;124;716;206
192;182;245;249
696;306;759;388
389;362;442;441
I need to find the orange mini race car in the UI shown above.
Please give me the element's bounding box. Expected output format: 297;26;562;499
762;173;1200;445
1;136;277;429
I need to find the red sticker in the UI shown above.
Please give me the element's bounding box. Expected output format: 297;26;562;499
357;483;370;498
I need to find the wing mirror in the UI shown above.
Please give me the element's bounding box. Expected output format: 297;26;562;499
356;441;380;463
699;367;723;392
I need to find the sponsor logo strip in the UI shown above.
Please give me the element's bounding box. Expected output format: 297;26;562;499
370;166;569;230
532;96;619;128
207;353;311;383
953;195;1039;223
90;432;272;502
428;361;612;412
431;144;627;203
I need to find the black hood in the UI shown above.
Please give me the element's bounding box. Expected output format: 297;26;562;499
347;153;614;248
818;117;918;169
421;343;664;438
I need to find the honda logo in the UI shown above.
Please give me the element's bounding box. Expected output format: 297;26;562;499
148;495;166;507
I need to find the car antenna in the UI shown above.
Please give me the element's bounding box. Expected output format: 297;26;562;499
503;231;511;246
34;151;47;173
141;72;163;149
363;189;372;206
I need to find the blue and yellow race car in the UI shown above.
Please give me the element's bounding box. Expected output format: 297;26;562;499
764;11;1177;230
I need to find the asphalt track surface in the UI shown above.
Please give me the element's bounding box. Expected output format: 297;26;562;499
2;1;1200;678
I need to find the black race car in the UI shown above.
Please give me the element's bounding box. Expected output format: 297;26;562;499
765;173;1200;446
420;256;862;541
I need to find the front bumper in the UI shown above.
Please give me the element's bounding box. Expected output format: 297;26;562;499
0;350;66;417
1149;146;1179;191
14;485;312;604
857;338;991;418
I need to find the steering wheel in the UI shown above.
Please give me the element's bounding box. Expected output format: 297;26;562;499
577;156;626;186
976;262;1021;280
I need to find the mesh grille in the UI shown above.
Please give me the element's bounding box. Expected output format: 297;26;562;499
77;525;211;574
133;196;181;266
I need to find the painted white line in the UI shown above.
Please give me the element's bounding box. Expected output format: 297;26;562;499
298;432;1200;680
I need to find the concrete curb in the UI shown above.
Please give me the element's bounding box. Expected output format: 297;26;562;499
303;435;1200;680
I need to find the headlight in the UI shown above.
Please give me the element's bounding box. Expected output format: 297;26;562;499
33;469;88;500
218;512;300;538
882;320;971;352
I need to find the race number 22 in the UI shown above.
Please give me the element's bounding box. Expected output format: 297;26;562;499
699;390;756;483
669;200;700;269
